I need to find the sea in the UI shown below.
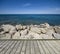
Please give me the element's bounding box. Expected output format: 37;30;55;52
0;14;60;26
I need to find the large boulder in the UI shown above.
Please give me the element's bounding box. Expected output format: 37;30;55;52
9;27;16;36
46;29;55;38
30;27;41;34
26;25;30;30
12;32;20;39
20;29;28;36
54;26;60;34
39;28;47;34
27;31;42;39
30;27;47;34
0;33;11;39
22;26;27;30
52;33;60;39
1;24;15;33
16;24;23;30
40;23;50;28
44;23;50;28
0;28;3;32
40;34;54;39
0;31;5;35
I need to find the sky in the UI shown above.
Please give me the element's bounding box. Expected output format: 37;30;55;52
0;0;60;14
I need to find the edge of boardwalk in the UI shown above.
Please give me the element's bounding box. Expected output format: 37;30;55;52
0;39;60;41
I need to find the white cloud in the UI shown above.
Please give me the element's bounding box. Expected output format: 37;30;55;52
55;8;60;11
23;3;31;7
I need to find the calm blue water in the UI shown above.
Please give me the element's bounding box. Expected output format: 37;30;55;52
0;14;60;25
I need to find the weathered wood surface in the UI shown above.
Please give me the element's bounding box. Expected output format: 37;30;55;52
0;40;60;54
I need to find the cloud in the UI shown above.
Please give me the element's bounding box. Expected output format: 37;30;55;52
55;8;60;11
23;3;31;7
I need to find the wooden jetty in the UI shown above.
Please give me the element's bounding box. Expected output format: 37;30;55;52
0;39;60;54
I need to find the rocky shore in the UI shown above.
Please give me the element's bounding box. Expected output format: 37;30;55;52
0;23;60;39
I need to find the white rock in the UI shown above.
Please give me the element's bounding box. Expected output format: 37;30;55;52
1;24;15;32
26;25;30;30
0;28;3;32
16;24;22;30
54;26;60;34
52;33;60;39
5;33;11;39
0;31;5;34
40;34;53;39
30;27;41;34
46;29;55;38
40;23;50;28
9;27;16;35
40;24;46;28
0;33;11;39
27;31;42;39
22;26;27;30
44;23;50;28
20;29;28;36
39;28;46;34
13;32;20;39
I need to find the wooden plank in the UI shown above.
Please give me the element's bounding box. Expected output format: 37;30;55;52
15;41;24;54
37;41;45;54
33;41;41;54
4;41;17;54
49;41;60;54
41;41;51;54
40;41;50;54
30;41;35;54
20;41;27;54
2;41;14;54
13;41;21;54
10;41;20;54
0;41;8;48
50;41;60;52
26;41;31;54
43;41;54;54
46;41;59;54
0;41;4;45
0;41;11;54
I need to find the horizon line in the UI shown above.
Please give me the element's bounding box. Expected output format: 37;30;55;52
0;13;60;14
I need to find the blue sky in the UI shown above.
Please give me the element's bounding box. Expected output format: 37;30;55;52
0;0;60;14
